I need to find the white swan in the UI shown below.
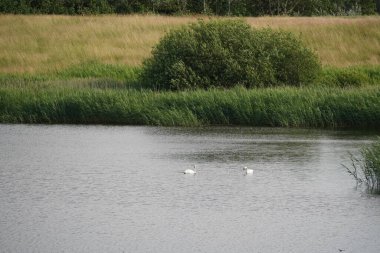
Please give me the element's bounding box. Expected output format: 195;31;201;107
243;166;253;175
184;165;197;175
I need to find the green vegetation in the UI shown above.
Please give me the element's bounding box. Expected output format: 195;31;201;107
316;66;380;87
1;62;380;128
1;0;379;16
141;20;320;90
361;140;380;193
1;84;380;128
0;63;142;89
0;16;379;129
1;63;380;89
345;139;380;193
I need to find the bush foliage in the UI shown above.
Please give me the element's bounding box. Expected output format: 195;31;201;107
1;0;379;15
141;20;321;90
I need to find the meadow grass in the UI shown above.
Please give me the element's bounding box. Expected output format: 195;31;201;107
0;63;142;89
1;85;379;128
1;15;379;74
1;64;380;89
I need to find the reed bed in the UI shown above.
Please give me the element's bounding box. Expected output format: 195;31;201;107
1;86;379;128
1;15;379;73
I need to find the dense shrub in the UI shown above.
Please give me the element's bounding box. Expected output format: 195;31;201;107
0;0;378;15
258;29;321;86
0;0;114;14
141;20;321;90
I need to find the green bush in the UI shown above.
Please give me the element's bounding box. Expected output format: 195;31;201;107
258;29;321;86
141;20;321;90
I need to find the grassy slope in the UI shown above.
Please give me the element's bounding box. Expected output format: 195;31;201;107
0;15;380;74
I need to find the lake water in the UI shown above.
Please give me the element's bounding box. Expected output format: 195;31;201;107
1;125;380;253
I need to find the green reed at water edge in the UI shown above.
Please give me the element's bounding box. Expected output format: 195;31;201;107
1;86;379;128
345;139;380;194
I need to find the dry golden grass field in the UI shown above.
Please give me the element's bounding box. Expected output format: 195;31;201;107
0;15;379;73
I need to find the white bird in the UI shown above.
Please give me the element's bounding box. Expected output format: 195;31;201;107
243;166;253;175
184;165;197;175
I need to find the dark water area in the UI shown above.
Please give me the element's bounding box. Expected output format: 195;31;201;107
1;125;380;253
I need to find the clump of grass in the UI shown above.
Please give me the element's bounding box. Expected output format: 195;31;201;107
344;139;380;194
316;66;380;87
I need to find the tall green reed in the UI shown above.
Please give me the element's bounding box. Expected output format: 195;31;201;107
344;139;380;194
1;86;379;128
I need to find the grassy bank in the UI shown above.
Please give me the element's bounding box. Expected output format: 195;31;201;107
1;85;379;128
1;15;380;73
0;63;142;89
1;15;379;129
1;63;380;89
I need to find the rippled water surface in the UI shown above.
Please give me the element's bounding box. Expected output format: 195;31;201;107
1;125;380;253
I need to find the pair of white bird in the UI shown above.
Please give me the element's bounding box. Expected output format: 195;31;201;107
183;165;253;175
